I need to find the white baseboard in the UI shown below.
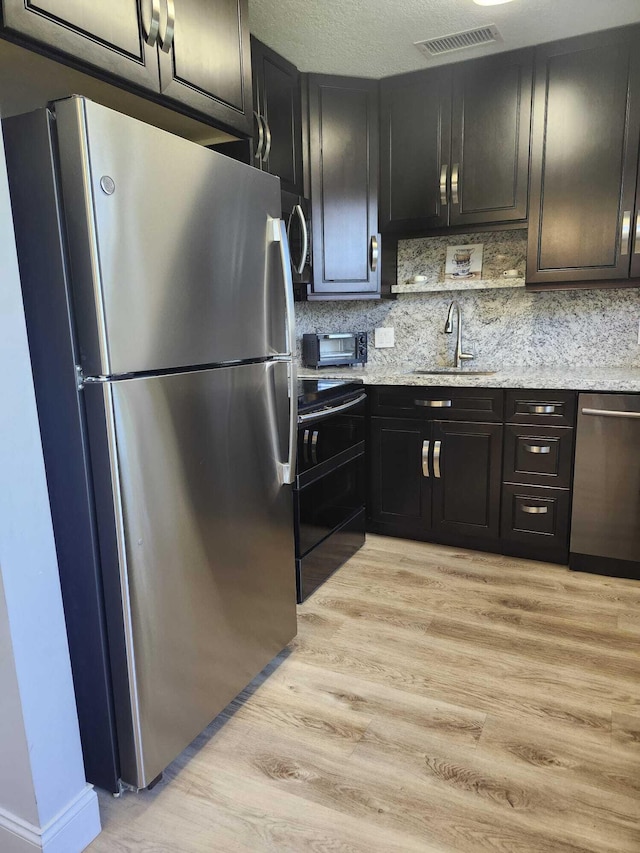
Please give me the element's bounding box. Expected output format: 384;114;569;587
0;785;101;853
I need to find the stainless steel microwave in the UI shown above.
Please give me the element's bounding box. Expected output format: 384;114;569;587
302;333;368;367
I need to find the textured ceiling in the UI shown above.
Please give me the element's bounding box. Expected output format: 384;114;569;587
248;0;640;78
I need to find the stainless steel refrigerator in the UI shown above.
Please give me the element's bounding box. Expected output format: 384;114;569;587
3;96;298;793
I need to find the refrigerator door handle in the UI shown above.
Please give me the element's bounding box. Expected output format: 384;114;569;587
269;217;297;485
270;217;296;356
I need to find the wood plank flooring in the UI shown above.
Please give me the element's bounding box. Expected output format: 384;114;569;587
87;536;640;853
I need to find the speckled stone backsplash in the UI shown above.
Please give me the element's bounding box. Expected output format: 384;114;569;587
296;231;640;370
397;229;528;285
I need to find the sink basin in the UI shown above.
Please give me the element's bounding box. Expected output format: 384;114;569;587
413;368;497;376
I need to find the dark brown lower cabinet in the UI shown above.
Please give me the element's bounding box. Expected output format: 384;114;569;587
431;420;503;541
368;415;503;549
367;386;576;564
501;484;571;563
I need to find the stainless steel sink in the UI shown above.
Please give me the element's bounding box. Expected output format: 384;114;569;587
412;368;497;376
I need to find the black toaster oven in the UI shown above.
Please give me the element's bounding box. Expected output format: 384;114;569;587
302;332;368;368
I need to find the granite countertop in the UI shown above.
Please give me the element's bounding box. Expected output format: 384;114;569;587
297;365;640;393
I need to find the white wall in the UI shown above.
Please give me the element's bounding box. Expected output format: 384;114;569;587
0;122;100;851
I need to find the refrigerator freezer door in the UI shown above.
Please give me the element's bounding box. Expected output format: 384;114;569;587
87;361;297;788
54;97;289;377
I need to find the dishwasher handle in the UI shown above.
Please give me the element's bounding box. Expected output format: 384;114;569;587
581;407;640;420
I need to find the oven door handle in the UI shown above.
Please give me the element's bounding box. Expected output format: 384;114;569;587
298;392;367;424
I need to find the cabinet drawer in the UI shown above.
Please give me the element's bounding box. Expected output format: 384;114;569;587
505;390;576;426
501;484;570;556
369;386;503;421
503;424;574;488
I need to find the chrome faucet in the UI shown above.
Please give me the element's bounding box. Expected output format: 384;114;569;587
444;300;474;369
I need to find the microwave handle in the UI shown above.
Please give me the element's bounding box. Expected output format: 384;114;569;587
293;204;308;275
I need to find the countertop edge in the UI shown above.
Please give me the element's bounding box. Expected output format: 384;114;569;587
297;367;640;393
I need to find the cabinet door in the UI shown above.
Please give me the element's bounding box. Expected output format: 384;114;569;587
369;418;430;533
1;0;158;90
252;38;303;195
450;50;533;227
431;420;502;541
308;75;380;297
379;68;451;233
158;0;252;135
528;28;640;284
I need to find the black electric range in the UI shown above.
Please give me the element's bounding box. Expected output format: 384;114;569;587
294;379;367;602
297;378;364;415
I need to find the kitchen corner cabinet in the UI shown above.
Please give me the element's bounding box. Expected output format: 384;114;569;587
527;27;640;285
368;388;503;548
379;48;533;234
307;74;381;299
1;0;253;135
251;37;303;195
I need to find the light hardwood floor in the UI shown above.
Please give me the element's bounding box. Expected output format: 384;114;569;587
88;536;640;852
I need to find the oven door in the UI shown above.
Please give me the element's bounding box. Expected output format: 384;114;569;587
297;391;366;477
282;190;311;285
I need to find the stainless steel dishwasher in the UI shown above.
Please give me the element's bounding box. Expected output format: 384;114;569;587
570;393;640;579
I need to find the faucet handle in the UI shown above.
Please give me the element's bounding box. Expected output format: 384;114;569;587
459;351;474;362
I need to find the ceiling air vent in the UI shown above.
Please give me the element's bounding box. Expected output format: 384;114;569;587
415;24;503;59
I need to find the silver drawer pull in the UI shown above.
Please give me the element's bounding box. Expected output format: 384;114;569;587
529;404;557;414
415;399;452;408
521;505;548;514
422;440;430;478
523;444;551;454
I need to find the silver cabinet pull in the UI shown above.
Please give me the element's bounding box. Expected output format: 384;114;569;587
451;163;460;205
142;0;161;46
521;505;548;514
635;212;640;254
262;117;272;162
422;440;430;478
529;404;557;414
581;407;640;419
433;440;442;478
439;164;448;206
621;210;631;256
294;204;308;275
253;112;265;161
369;235;379;272
303;429;310;465
159;0;175;52
523;443;551;454
415;399;452;408
311;430;319;466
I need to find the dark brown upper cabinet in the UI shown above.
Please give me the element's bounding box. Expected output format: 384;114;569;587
527;27;640;285
157;0;252;134
379;49;533;235
1;0;159;90
251;37;303;195
307;75;380;300
449;50;533;227
379;67;451;233
1;0;253;135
